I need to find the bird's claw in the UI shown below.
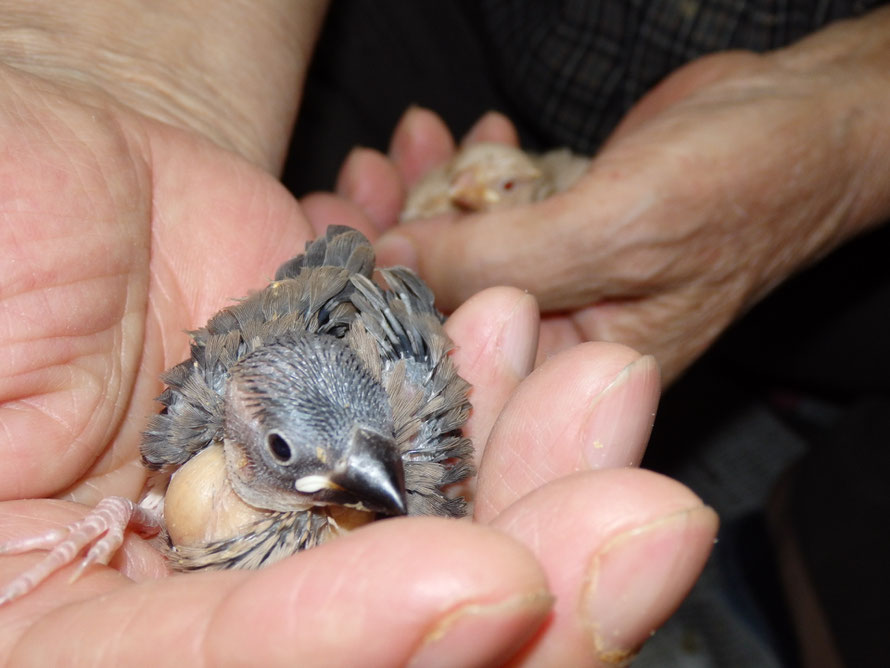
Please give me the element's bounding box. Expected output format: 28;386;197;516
0;496;161;606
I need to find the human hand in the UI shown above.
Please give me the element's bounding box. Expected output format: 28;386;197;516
0;3;716;662
2;269;717;666
0;0;333;503
0;69;716;668
335;10;890;383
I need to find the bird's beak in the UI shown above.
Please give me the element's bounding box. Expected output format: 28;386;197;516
449;169;500;211
329;428;407;516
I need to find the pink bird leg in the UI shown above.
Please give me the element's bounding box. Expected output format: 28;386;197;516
0;496;162;605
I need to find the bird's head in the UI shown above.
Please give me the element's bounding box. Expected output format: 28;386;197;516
448;142;543;212
221;334;407;517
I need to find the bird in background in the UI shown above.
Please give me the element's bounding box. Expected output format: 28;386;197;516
0;226;473;604
401;141;590;221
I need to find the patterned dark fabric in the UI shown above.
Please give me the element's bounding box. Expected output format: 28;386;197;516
475;0;888;152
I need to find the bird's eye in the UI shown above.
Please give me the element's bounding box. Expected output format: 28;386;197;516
501;180;515;191
266;432;293;462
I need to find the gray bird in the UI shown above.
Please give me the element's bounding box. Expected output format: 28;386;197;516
0;226;472;602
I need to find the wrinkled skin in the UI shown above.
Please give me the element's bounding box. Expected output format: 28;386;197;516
0;63;717;666
330;12;890;384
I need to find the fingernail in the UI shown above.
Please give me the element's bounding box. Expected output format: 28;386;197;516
375;233;419;272
582;505;718;663
582;355;660;469
494;293;539;382
408;590;553;668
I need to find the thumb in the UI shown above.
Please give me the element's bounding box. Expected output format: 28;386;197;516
374;190;607;313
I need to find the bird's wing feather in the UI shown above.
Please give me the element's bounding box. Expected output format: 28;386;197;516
349;268;472;517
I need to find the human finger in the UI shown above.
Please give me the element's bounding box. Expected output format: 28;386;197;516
334;147;405;231
445;287;540;465
475;343;660;523
491;470;718;666
388;106;456;187
299;191;382;240
2;518;552;668
461;111;521;147
373;184;611;313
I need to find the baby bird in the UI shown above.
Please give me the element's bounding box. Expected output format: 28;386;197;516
401;142;589;221
0;226;472;603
